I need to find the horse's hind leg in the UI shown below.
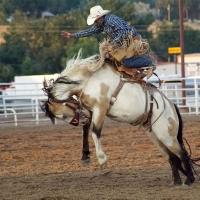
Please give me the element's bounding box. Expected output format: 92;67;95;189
147;132;182;185
180;149;195;185
162;139;195;185
167;151;183;185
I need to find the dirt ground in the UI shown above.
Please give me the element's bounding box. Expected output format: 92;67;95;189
0;115;200;200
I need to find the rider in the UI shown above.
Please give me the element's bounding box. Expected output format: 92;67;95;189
61;5;156;75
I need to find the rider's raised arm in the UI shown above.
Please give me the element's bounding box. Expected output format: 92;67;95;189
74;25;103;38
61;25;103;39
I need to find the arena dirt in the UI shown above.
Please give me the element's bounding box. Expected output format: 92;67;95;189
0;115;200;200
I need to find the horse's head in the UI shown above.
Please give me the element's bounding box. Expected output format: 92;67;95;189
40;98;91;126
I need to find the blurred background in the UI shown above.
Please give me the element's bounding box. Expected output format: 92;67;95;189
0;0;200;82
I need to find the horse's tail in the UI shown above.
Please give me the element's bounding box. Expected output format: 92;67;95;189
174;104;183;145
174;103;200;166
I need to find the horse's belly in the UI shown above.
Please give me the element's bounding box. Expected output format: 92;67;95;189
107;87;146;123
106;105;143;123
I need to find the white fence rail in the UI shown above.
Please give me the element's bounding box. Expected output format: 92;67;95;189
0;82;49;126
148;76;200;115
1;76;200;126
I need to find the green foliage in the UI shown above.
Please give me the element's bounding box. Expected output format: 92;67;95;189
65;37;99;60
184;0;200;21
184;29;200;54
0;10;6;24
123;0;158;8
0;64;15;82
37;43;66;73
150;21;180;60
0;32;27;75
1;0;90;17
156;0;200;21
0;0;200;82
21;56;38;75
135;13;154;40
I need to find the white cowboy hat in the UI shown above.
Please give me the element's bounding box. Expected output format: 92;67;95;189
87;5;111;25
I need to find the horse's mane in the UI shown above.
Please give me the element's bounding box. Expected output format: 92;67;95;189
43;49;105;93
61;49;101;77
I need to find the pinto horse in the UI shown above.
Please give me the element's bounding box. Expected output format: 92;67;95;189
42;50;199;185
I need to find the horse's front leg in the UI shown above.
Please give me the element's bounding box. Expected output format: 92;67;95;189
92;109;107;169
81;111;92;166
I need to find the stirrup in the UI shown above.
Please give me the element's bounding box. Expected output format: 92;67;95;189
146;68;153;79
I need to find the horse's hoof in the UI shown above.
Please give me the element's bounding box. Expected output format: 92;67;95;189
184;181;192;186
189;176;195;184
81;158;90;166
182;183;190;187
174;180;182;185
100;160;107;170
184;176;195;186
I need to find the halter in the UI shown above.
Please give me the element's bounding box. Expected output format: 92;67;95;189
50;96;90;126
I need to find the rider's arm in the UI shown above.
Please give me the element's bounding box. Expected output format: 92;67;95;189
74;25;103;38
61;25;103;39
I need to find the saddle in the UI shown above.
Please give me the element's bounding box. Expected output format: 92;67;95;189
118;65;154;81
104;57;154;81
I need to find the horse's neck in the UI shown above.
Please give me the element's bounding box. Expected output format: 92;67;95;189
80;65;120;97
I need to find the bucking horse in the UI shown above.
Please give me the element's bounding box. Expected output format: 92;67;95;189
41;49;200;186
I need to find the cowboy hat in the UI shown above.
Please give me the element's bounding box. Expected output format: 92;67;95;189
87;5;111;25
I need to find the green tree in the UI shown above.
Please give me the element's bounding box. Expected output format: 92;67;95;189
1;0;89;17
21;56;38;75
0;11;67;76
0;33;27;75
0;64;15;82
37;43;65;73
0;3;7;25
184;0;200;21
150;21;180;60
156;0;179;21
2;0;51;18
65;37;99;61
0;10;6;24
184;29;200;54
124;0;158;8
156;0;200;21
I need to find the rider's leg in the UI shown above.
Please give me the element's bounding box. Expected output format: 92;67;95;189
122;55;156;70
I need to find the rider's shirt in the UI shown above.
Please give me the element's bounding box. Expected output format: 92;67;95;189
74;14;139;46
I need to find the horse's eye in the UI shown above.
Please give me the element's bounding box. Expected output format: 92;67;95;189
63;114;67;119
